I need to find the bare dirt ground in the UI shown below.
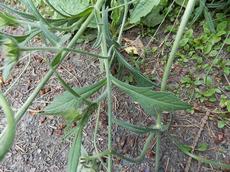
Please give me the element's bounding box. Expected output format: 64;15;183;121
0;22;230;172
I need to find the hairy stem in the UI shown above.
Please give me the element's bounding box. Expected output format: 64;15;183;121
160;0;196;91
0;92;15;160
155;0;196;171
102;30;113;172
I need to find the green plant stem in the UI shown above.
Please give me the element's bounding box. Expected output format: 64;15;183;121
154;0;196;171
0;92;15;160
107;0;137;12
82;149;113;161
154;113;161;171
160;0;196;91
83;131;155;163
101;30;113;172
20;47;108;59
114;132;155;163
13;0;105;123
93;103;108;170
117;0;128;43
54;72;92;105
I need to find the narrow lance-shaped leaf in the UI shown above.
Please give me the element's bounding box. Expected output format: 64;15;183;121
112;76;191;116
43;79;106;115
0;3;36;20
112;117;155;134
114;48;156;87
0;12;19;27
204;7;215;33
173;137;230;170
1;37;21;81
67;104;96;172
190;0;206;25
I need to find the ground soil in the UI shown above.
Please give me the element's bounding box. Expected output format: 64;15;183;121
0;17;230;172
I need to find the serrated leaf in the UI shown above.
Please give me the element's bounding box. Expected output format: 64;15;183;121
43;79;106;115
112;76;191;116
130;0;160;24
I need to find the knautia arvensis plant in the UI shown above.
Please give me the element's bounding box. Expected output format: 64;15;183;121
0;0;230;171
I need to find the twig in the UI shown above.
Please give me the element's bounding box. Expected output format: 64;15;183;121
184;111;209;172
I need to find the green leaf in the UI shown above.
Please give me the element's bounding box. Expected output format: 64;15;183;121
227;101;230;112
217;21;228;32
217;120;226;129
112;118;154;134
0;3;37;21
111;0;123;30
174;138;230;170
112;76;191;116
0;92;16;160
1;38;21;81
115;49;156;87
0;12;19;27
175;0;189;7
1;31;33;43
209;50;218;57
224;38;230;45
179;38;189;47
130;0;160;24
197;143;208;152
204;76;212;86
204;7;215;33
202;88;216;97
191;0;205;24
21;0;47;24
51;52;63;67
43;79;106;115
142;6;164;28
67;105;95;172
180;144;192;152
47;0;90;16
